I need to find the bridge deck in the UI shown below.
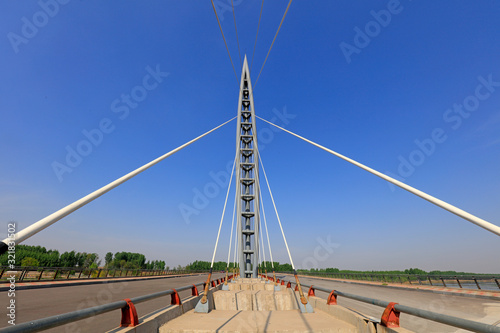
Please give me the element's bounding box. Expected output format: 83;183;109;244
160;309;357;332
160;278;359;333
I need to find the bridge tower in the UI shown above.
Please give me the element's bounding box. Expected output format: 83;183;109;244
235;56;261;278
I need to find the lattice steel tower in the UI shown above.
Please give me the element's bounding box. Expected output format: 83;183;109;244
235;56;261;278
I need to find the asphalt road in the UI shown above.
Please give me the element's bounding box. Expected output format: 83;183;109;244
0;273;224;333
277;274;500;332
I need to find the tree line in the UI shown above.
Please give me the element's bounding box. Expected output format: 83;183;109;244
298;267;485;276
104;251;166;270
0;245;100;268
0;245;167;270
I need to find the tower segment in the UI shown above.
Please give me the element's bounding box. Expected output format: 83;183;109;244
235;56;261;278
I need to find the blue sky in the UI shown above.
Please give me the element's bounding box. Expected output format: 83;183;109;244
1;1;499;273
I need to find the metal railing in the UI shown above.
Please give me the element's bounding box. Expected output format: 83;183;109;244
0;266;209;283
296;271;500;291
1;275;232;333
268;275;500;333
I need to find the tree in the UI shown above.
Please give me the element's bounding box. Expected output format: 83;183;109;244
404;268;427;275
60;251;77;267
21;257;39;267
105;252;113;266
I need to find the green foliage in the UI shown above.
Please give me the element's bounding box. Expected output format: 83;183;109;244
144;260;166;270
297;267;483;276
0;245;99;268
104;252;166;270
404;268;427;275
109;252;146;269
0;245;165;271
21;257;39;267
105;252;113;266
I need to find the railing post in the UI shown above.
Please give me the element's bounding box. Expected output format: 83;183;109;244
171;289;181;305
428;276;433;286
307;286;315;298
53;269;59;280
417;276;422;285
97;269;102;278
38;269;44;281
407;276;412;285
381;302;400;328
327;290;337;305
19;269;26;282
473;277;481;290
455;276;462;288
398;276;403;284
120;299;139;327
67;270;71;279
77;269;83;279
440;277;446;287
494;278;500;290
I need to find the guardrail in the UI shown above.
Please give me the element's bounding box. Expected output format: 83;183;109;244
0;266;210;283
2;274;233;333
265;275;500;333
296;271;500;291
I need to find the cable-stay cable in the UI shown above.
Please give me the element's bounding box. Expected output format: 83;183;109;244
256;115;500;238
253;0;293;89
231;0;242;68
258;150;310;305
258;212;267;278
259;187;276;282
250;0;265;71
201;153;237;304
232;199;240;276
258;153;295;269
0;117;237;253
224;189;238;283
210;0;239;86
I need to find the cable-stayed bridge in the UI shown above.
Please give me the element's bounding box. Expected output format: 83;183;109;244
1;2;500;333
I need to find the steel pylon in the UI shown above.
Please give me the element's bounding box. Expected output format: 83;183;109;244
235;55;261;278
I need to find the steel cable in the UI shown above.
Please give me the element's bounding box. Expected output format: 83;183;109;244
211;0;239;86
250;0;265;71
254;0;293;88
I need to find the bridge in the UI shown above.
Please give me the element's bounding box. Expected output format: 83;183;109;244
1;1;500;332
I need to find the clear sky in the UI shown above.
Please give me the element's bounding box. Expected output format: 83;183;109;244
1;1;499;273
